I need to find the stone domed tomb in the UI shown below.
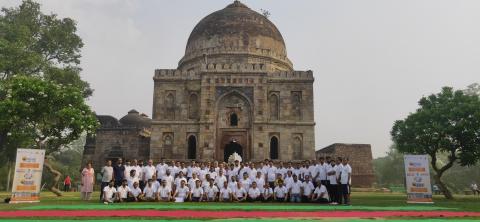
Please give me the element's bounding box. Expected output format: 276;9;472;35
150;1;315;161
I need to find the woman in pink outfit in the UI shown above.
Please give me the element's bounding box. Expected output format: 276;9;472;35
81;162;95;200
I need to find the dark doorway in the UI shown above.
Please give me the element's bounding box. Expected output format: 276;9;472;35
224;141;242;162
270;136;279;159
187;135;196;159
230;113;238;126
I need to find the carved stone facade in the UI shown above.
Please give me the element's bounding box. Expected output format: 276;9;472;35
150;1;315;162
316;143;375;188
82;110;151;170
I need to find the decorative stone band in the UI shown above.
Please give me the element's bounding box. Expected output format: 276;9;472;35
153;68;313;82
178;46;292;70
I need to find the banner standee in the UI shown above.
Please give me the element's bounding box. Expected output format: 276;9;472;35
10;148;46;204
404;154;433;204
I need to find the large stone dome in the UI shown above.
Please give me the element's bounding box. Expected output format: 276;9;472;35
178;1;293;71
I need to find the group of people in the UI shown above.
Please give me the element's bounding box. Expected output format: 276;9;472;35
83;157;352;205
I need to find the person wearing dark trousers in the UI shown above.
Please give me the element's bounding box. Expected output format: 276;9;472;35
100;160;113;201
113;158;125;188
312;183;330;203
339;158;352;205
326;159;338;203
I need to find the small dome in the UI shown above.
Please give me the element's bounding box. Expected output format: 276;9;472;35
178;1;293;71
119;109;151;128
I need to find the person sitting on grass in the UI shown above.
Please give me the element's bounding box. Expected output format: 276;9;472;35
287;174;302;203
157;180;172;202
312;183;329;203
233;181;247;202
274;180;288;202
190;180;204;202
219;181;232;202
262;183;273;202
302;175;315;203
103;180;116;204
247;181;261;202
142;179;156;201
174;180;190;202
204;179;219;202
130;181;142;202
117;179;133;202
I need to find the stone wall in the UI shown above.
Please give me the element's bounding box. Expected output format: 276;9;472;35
316;143;375;188
150;67;315;162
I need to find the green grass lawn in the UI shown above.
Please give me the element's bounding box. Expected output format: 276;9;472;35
0;191;479;212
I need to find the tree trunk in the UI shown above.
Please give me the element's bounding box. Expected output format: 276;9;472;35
44;159;63;197
433;173;453;199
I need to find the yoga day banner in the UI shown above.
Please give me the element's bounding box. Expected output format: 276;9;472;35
10;148;45;203
404;154;433;203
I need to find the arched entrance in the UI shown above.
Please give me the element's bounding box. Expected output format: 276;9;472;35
187;135;196;159
224;141;243;162
215;91;252;161
270;136;279;160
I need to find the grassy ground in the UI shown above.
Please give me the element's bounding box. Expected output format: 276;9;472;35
0;191;479;212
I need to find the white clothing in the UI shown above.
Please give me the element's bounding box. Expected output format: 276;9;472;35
103;186;116;199
340;164;352;185
220;187;232;199
274;186;288;198
157;186;171;198
117;186;130;199
248;187;261;198
204;185;219;198
302;181;315;196
314;185;329;200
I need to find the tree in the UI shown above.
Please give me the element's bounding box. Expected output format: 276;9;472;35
0;76;97;195
0;0;92;97
391;87;480;199
373;145;405;187
0;0;96;196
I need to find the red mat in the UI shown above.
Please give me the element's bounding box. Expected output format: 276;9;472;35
1;210;480;218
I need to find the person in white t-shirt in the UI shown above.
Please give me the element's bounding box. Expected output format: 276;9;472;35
124;160;132;181
339;158;352;205
174;180;190;201
302;175;315;202
312;184;329;203
188;173;200;189
254;171;266;193
130;181;142;202
287;174;302;203
247;181;261;201
116;179;133;202
103;180;116;204
219;181;232;202
142;179;156;201
162;170;174;190
228;176;238;191
190;180;204;202
274;180;288;202
233;181;247;202
155;159;167;182
157;180;172;202
239;172;252;191
262;183;273;202
175;171;188;189
214;170;228;189
142;159;156;184
204;179;219;202
126;169;139;190
327;159;338;204
266;162;277;188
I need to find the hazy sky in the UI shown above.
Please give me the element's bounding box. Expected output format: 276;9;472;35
2;0;479;157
